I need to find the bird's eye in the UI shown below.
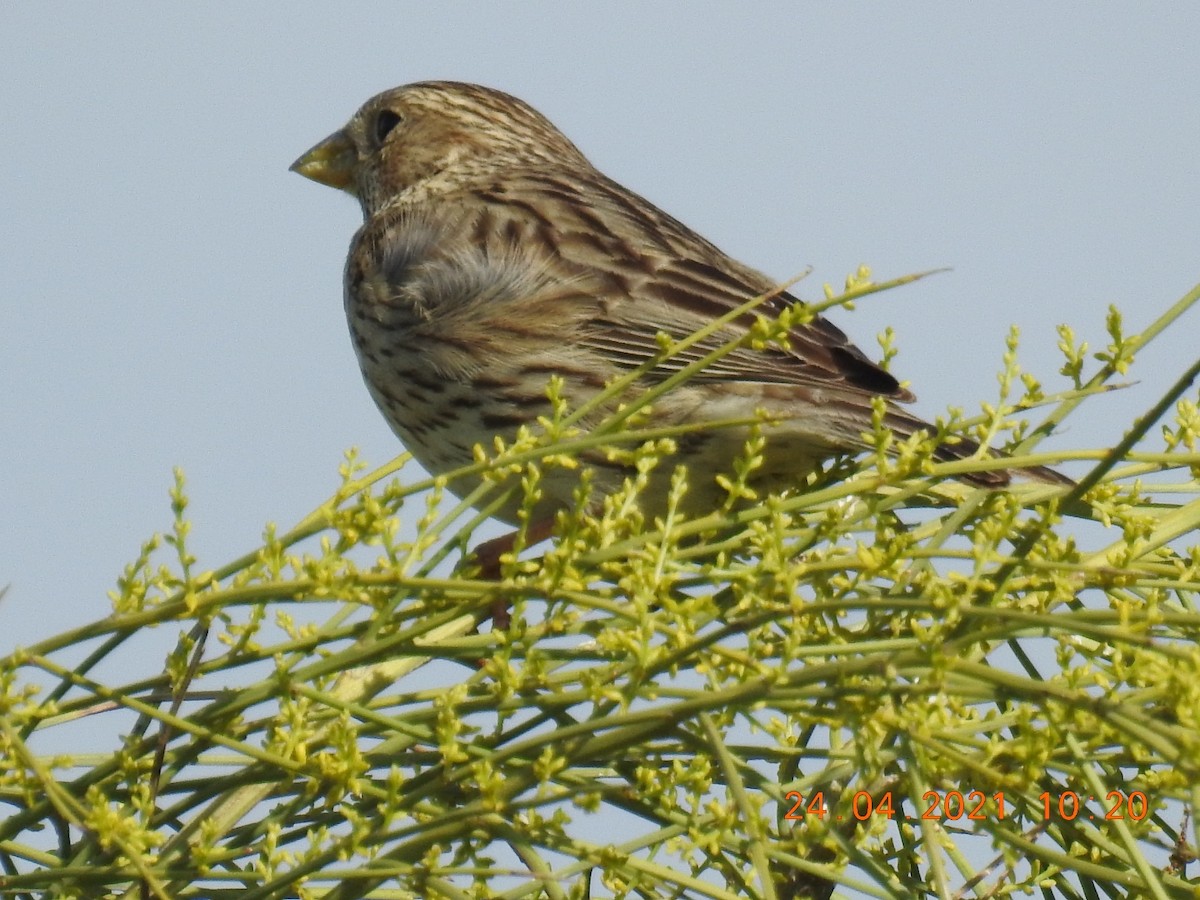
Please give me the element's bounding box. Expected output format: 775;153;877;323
374;110;403;144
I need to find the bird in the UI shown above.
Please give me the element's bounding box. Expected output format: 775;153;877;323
290;81;1070;529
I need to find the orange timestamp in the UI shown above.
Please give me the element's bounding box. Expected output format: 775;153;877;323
783;790;1150;822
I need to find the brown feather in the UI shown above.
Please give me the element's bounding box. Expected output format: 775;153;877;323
292;81;1072;522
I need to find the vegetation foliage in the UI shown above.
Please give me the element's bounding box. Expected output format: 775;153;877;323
2;274;1199;899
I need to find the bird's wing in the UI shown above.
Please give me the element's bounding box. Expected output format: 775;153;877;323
495;169;917;403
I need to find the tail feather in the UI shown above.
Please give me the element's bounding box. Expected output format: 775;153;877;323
881;406;1074;488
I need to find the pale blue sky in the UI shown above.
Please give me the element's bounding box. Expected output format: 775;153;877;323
3;5;1198;652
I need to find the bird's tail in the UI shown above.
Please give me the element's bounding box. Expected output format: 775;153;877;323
881;405;1073;488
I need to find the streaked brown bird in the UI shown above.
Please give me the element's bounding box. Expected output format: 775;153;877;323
291;81;1068;526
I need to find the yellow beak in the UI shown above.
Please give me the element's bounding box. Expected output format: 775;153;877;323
290;129;357;193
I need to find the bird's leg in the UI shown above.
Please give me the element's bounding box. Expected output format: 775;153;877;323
472;517;557;629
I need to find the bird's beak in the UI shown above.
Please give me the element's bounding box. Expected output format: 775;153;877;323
290;129;357;193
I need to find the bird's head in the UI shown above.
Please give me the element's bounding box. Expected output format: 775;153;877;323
290;81;590;216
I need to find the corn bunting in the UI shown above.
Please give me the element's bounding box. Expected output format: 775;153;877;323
291;81;1068;524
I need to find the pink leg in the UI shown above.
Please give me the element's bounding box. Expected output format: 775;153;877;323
471;517;557;629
